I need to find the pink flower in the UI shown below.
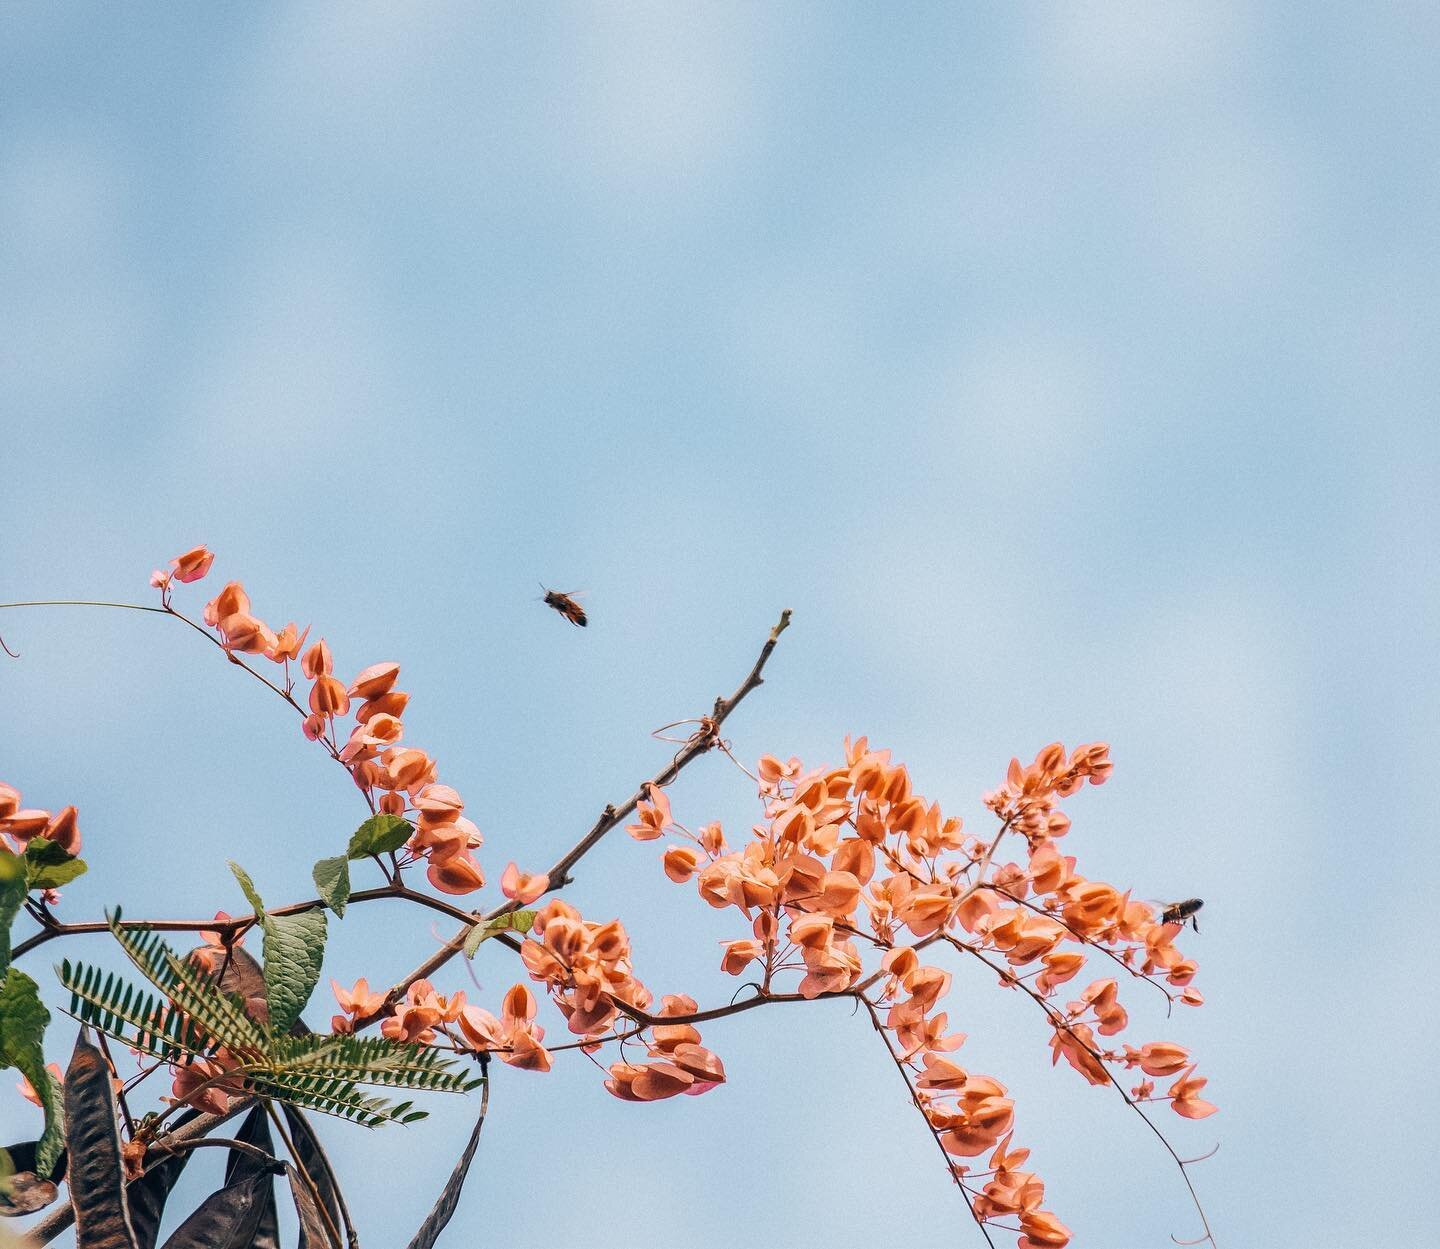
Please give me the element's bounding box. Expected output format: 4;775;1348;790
16;1063;62;1108
458;985;552;1072
500;863;550;905
330;977;387;1033
170;546;216;584
626;784;673;841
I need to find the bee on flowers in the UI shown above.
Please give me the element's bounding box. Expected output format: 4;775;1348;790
540;587;587;628
1157;897;1204;932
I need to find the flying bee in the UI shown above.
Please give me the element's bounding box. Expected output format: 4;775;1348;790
540;586;587;627
1157;897;1204;932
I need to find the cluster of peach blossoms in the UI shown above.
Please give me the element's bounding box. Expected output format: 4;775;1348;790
617;735;1214;1246
150;546;545;903
4;546;1214;1249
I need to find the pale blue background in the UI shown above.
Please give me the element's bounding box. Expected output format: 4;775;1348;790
2;4;1435;1247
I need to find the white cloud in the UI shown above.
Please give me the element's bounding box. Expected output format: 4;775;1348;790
1030;1;1253;113
560;3;769;197
932;327;1106;461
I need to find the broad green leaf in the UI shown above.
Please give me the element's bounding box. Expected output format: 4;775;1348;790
228;862;267;918
462;910;536;959
21;837;87;890
63;1029;137;1248
0;854;24;976
20;837;68;870
28;860;87;890
311;856;350;919
0;969;63;1177
261;909;327;1037
346;814;412;860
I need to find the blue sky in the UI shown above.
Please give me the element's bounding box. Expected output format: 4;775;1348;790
2;4;1436;1246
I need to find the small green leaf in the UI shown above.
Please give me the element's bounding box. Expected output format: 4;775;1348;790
18;837;88;892
312;856;351;918
0;856;25;976
0;969;63;1179
346;814;413;860
262;909;327;1037
462;910;537;959
228;862;267;918
20;837;68;869
28;859;88;891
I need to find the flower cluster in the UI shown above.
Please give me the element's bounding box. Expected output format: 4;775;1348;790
1;546;1220;1247
0;781;80;856
380;978;467;1044
604;994;725;1101
151;547;491;896
627;737;1214;1246
514;899;725;1100
458;984;551;1071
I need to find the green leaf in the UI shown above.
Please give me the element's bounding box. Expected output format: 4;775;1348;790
227;862;266;919
311;857;350;919
21;837;87;890
29;859;88;890
0;853;25;977
346;814;412;860
0;968;63;1177
462;910;537;959
261;910;327;1038
21;837;69;870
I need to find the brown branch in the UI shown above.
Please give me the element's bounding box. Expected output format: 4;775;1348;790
149;1135;282;1167
359;608;793;1022
9;884;477;961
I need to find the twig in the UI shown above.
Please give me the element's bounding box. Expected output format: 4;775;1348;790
941;933;1217;1247
150;1135;283;1168
360;608;793;1021
10;884;478;960
857;996;997;1248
